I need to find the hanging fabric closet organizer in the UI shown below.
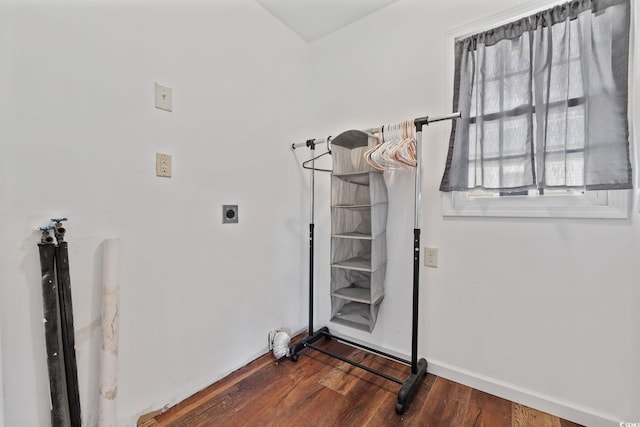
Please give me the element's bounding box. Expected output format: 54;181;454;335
330;130;388;332
290;112;460;414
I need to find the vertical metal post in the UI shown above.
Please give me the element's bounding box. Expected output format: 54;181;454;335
411;125;424;374
414;130;422;230
308;144;315;336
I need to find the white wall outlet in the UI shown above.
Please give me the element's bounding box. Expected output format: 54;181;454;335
155;82;172;112
425;247;438;268
156;153;172;177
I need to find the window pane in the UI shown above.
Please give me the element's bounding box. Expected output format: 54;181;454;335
566;106;585;150
504;73;530;111
483;80;502;115
502;158;527;186
481;121;500;158
503;116;530;157
544;151;584;187
565;153;585;187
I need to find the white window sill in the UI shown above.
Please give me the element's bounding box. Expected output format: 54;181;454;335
442;190;631;219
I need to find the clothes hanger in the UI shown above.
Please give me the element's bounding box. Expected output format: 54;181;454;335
388;121;407;167
370;125;389;169
379;123;393;166
365;126;385;170
302;136;333;172
394;120;417;167
382;122;404;168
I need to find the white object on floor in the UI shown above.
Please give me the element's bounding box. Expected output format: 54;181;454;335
269;329;291;360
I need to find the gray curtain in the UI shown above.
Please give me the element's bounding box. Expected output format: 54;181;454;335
440;0;631;192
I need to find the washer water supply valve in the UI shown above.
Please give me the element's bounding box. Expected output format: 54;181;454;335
38;218;68;244
51;218;68;242
39;226;56;244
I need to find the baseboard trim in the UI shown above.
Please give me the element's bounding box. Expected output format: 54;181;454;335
427;358;622;427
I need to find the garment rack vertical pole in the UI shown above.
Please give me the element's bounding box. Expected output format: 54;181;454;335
308;140;315;337
290;111;461;415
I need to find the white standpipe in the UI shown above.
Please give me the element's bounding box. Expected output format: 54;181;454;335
98;238;121;427
0;321;4;427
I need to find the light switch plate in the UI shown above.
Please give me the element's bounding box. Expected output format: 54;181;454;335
156;153;172;177
155;82;172;112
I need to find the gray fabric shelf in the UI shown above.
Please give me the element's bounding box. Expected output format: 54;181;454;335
332;286;371;303
331;232;372;240
333;171;381;186
331;301;373;331
331;256;372;272
331;286;385;304
329;129;388;332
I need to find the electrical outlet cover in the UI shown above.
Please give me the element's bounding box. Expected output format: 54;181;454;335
156;153;172;177
223;205;238;223
424;247;438;268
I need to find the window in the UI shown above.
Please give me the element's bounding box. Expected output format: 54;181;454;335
440;0;632;218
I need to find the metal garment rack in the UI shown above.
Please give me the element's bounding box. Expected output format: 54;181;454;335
290;111;461;414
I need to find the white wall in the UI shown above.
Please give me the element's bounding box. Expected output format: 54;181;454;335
2;0;638;426
0;1;311;425
309;0;640;425
0;6;8;426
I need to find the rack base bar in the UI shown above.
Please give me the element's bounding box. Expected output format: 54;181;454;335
305;342;404;385
320;330;411;366
396;357;428;415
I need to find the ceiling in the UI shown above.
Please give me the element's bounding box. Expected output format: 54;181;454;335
255;0;401;43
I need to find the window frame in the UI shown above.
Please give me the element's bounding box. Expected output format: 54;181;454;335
440;0;633;220
442;189;630;219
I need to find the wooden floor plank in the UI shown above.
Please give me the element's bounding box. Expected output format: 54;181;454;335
153;339;584;427
419;376;473;426
330;353;404;427
155;353;274;424
238;345;354;426
462;388;512;427
513;403;562;427
366;373;437;427
162;362;296;427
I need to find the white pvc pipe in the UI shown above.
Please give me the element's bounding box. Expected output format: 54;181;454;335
0;321;4;427
98;238;121;427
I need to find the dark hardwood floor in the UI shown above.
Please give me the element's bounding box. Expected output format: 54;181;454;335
146;337;584;427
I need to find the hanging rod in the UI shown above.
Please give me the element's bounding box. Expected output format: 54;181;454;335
290;111;461;150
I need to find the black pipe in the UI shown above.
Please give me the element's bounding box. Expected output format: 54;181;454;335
322;331;411;366
38;243;66;427
55;242;82;427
